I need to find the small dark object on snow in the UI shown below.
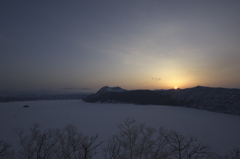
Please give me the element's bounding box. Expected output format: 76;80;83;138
23;105;29;108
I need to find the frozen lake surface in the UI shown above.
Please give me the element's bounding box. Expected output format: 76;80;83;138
0;100;240;157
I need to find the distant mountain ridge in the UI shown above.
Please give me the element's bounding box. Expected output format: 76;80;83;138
96;86;127;94
0;93;89;103
83;86;240;115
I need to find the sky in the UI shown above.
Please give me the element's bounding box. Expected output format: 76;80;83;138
1;0;240;93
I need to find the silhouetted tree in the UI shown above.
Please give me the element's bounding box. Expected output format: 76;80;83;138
104;118;213;159
103;118;171;159
163;130;212;159
0;140;15;159
55;124;103;159
16;123;57;159
4;119;240;159
223;147;240;159
15;123;103;159
82;133;103;159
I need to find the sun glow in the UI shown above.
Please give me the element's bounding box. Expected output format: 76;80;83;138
174;86;178;90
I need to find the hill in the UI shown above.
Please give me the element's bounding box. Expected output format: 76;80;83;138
83;86;240;115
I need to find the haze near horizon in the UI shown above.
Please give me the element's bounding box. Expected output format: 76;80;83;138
1;1;240;92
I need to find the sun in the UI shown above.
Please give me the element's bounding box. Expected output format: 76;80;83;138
174;86;178;90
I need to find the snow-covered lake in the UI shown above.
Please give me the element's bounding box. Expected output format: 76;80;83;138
1;100;240;157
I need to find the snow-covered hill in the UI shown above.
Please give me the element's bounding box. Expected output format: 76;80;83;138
83;86;240;115
96;86;127;94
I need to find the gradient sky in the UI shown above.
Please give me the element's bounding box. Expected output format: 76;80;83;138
1;0;240;92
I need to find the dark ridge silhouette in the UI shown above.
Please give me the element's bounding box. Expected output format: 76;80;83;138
0;93;89;103
83;86;240;115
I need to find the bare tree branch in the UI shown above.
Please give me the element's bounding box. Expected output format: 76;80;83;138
0;140;15;159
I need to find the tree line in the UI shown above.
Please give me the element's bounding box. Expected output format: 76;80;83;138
0;118;239;159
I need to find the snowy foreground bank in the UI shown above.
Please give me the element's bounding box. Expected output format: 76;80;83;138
0;100;240;158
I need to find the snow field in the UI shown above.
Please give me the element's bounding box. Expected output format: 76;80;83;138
0;100;240;157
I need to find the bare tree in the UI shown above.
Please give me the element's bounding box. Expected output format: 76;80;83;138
163;130;213;159
0;140;15;159
82;133;103;159
223;147;240;159
15;124;102;159
152;127;173;159
103;135;123;159
8;120;238;159
54;124;103;159
103;118;171;159
55;124;84;159
15;123;57;159
104;118;214;159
